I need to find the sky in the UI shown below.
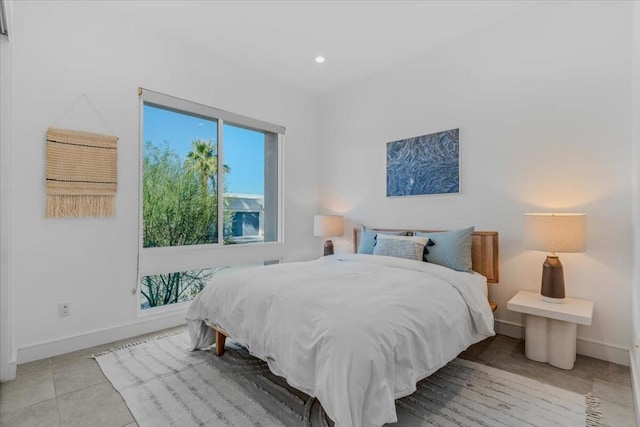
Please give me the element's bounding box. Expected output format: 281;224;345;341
143;104;265;195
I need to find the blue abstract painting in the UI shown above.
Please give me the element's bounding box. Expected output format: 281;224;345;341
386;128;459;197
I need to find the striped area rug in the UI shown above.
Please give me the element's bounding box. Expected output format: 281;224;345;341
94;331;601;426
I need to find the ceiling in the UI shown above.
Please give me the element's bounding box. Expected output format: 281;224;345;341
101;1;537;95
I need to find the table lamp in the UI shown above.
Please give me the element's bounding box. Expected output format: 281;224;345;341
523;213;587;303
314;215;344;256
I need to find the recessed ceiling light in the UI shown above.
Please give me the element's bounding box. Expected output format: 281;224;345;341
315;56;325;64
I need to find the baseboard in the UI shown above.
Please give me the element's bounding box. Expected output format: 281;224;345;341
14;315;630;368
576;337;630;367
630;346;640;427
494;319;630;367
494;319;524;339
17;312;187;364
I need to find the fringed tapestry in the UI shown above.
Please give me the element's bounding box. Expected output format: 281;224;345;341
46;127;118;218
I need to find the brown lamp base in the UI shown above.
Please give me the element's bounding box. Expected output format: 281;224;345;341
323;240;334;256
541;255;565;303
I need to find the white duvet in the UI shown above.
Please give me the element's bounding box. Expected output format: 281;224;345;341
186;254;495;427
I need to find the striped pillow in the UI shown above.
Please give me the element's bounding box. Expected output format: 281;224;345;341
358;225;408;254
373;235;427;261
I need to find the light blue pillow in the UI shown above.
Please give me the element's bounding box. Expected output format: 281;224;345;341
416;226;475;272
358;225;407;254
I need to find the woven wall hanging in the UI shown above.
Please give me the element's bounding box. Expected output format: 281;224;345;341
46;127;118;218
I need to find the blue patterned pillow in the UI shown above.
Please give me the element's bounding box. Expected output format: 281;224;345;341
416;227;474;272
358;225;407;254
372;235;427;261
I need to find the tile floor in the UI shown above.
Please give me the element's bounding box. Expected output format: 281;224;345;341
462;336;637;426
0;329;636;426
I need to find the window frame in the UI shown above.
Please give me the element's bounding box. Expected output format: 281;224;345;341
137;88;285;315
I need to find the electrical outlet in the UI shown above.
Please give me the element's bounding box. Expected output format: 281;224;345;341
58;302;70;317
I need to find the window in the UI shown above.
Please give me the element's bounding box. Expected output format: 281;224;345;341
138;89;284;311
223;124;279;244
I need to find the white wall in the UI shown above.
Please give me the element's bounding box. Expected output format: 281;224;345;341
0;0;16;381
631;4;640;414
319;1;633;364
8;1;320;363
632;0;640;349
5;0;635;369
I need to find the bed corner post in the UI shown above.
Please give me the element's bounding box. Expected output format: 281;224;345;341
211;326;227;356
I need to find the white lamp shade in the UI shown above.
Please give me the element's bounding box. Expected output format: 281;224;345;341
314;215;344;237
523;213;587;253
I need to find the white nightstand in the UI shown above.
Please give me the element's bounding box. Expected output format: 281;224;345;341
507;291;593;370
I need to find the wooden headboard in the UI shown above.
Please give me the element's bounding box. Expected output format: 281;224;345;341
353;228;499;283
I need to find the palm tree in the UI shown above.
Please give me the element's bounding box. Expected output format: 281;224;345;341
185;139;233;242
186;139;217;193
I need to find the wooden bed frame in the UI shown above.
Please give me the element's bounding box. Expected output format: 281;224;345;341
212;227;499;357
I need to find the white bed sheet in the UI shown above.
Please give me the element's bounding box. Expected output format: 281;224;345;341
186;254;495;427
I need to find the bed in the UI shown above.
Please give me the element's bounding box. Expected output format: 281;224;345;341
186;228;499;427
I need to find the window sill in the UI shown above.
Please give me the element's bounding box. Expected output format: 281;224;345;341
137;300;191;319
141;240;284;255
